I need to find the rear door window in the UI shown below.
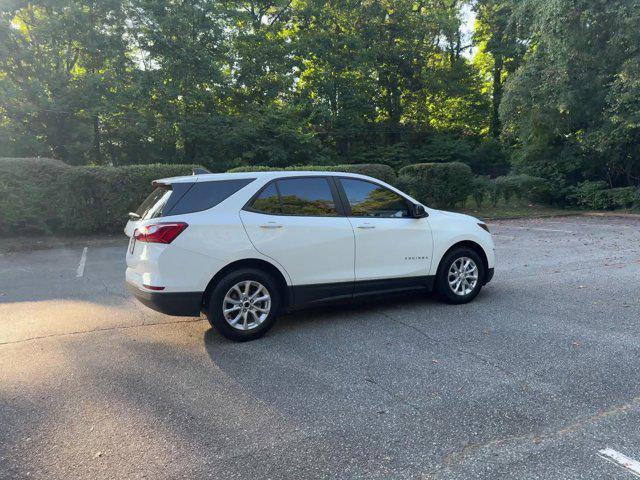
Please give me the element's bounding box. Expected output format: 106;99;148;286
248;177;339;216
250;183;281;214
278;178;338;216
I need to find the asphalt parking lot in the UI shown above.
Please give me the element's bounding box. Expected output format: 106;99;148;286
1;216;640;479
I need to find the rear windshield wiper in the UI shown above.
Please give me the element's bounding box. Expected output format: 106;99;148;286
128;212;141;220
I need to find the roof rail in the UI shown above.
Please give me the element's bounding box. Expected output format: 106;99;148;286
192;167;212;175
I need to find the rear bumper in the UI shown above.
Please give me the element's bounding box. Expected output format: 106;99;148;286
484;267;495;285
126;282;202;317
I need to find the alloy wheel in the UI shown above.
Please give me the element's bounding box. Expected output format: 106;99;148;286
447;257;479;296
222;280;271;331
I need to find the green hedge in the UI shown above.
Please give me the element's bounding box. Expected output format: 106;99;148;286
398;162;473;208
0;158;200;235
0;158;71;234
226;164;397;184
570;181;639;209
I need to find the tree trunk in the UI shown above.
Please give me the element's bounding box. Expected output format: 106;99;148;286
386;73;401;144
93;115;103;164
490;55;504;138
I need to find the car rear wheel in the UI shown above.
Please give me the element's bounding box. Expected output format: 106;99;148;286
435;247;485;304
207;268;281;341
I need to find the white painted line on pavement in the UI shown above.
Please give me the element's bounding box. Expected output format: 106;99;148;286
76;247;88;278
598;448;640;478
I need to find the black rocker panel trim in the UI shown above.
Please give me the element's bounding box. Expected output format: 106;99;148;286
354;276;434;297
290;276;434;306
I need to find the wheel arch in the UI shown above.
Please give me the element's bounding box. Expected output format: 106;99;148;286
201;258;291;310
436;240;489;281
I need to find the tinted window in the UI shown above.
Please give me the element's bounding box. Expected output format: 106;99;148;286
340;179;410;218
278;178;338;216
166;179;254;216
250;182;281;214
135;186;172;220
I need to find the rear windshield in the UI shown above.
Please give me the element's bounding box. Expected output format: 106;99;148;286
134;179;254;220
135;186;172;220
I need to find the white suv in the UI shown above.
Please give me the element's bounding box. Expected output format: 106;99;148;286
125;171;495;341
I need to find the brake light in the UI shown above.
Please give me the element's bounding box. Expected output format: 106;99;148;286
134;222;188;244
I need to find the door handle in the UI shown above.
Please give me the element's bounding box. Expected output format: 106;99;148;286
260;223;283;229
357;225;376;229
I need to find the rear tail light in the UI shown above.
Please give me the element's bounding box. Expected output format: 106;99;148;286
134;222;188;244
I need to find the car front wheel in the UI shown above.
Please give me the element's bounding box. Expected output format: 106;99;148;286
436;247;485;304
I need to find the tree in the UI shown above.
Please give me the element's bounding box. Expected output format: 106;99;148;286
500;0;640;191
473;0;524;138
0;0;130;163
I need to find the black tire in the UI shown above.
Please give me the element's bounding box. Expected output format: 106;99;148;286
435;247;485;304
206;268;281;341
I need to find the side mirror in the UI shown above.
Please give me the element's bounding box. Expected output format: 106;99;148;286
411;203;428;218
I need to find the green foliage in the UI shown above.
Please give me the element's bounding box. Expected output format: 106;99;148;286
608;187;639;209
469;173;550;208
0;158;70;234
494;174;550;203
2;0;639;208
569;181;639;210
227;164;396;184
398;162;474;208
472;176;493;208
0;0;491;171
0;158;200;235
501;0;640;192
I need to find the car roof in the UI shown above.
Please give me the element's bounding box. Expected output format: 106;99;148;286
155;170;379;185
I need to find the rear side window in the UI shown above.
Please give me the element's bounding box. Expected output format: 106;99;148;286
248;178;338;216
166;179;254;216
135;179;254;219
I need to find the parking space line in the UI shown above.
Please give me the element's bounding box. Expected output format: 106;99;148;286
598;448;640;477
76;247;88;278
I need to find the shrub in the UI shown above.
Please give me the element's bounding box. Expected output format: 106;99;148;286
471;176;492;208
0;159;201;235
608;187;639;208
0;158;71;234
53;164;202;234
492;174;550;205
570;181;612;209
227;164;396;184
398;162;473;208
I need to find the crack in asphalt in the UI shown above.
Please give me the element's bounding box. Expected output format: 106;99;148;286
363;374;422;413
434;395;640;477
379;310;530;390
0;317;205;346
